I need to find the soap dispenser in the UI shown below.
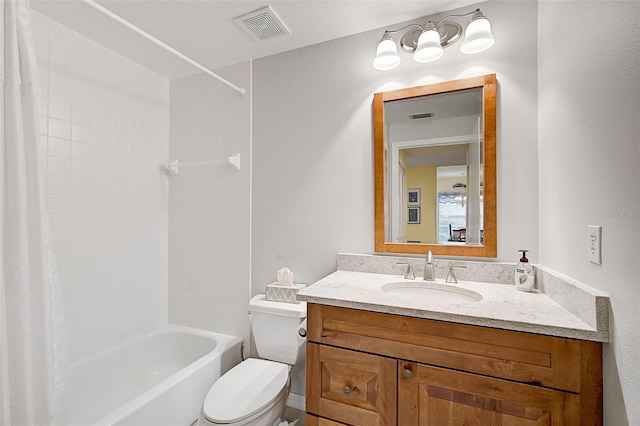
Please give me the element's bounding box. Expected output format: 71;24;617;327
514;250;535;292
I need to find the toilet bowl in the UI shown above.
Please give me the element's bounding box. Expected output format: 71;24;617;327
198;295;307;426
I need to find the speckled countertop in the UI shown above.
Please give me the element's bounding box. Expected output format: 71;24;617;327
296;269;609;342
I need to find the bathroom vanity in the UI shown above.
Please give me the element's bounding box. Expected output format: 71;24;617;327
298;261;608;426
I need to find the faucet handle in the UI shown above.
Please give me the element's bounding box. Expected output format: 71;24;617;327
446;265;467;284
396;263;415;280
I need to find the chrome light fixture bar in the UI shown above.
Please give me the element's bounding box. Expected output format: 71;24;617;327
372;8;495;70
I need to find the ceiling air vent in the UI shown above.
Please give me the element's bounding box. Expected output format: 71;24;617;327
235;6;290;42
409;112;434;120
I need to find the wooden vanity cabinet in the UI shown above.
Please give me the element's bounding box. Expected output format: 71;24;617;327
305;303;602;426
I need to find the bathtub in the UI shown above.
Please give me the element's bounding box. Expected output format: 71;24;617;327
68;325;243;426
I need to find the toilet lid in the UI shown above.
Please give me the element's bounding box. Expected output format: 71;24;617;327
202;358;289;424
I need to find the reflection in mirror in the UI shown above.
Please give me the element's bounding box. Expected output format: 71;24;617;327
374;74;496;257
386;89;483;246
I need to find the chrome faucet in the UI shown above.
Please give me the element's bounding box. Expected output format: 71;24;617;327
423;250;435;281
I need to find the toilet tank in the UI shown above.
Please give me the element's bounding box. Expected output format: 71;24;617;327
249;294;307;365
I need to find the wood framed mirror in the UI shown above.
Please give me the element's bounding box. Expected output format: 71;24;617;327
374;74;496;257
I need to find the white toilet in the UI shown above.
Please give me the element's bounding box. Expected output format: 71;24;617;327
198;294;307;426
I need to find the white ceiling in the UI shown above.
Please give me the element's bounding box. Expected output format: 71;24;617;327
30;0;480;80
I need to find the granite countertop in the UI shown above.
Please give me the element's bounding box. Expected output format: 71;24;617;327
296;269;609;342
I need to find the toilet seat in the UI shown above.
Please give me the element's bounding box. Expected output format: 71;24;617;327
202;358;289;425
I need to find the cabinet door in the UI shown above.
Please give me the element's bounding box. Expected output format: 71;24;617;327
307;343;397;426
398;362;581;425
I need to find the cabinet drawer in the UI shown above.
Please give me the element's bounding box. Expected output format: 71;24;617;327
308;304;600;393
307;343;397;426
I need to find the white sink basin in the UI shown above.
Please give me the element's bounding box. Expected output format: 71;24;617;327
381;281;482;304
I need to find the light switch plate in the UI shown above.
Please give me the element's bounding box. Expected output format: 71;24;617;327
588;225;602;264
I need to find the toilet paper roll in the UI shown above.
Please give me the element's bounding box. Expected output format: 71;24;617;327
297;318;307;345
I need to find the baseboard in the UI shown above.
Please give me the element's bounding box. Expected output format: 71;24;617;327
287;392;305;411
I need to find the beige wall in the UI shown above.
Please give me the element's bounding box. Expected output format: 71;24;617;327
406;166;437;243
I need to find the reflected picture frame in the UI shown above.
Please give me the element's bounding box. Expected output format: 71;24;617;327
408;207;420;224
408;188;420;205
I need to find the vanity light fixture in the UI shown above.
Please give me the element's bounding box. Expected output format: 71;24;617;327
372;8;495;70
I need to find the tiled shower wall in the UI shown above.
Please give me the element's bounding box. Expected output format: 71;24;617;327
168;67;251;353
31;12;170;362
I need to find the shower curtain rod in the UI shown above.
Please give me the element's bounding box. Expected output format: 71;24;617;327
80;0;246;96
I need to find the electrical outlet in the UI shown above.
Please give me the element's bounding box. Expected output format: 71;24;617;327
588;225;602;264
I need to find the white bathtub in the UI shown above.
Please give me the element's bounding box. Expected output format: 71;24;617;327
68;325;243;426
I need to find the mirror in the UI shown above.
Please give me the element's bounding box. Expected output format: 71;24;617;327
374;74;496;257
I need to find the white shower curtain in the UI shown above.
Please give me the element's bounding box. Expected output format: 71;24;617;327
0;0;68;425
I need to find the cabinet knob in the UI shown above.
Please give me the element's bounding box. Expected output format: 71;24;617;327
402;368;413;378
343;385;352;394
